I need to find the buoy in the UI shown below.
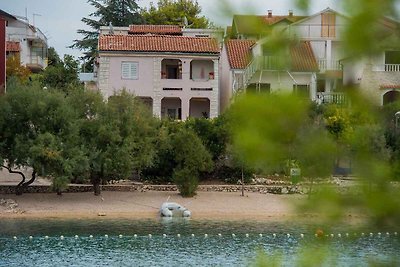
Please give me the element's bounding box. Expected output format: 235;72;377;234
287;233;290;238
315;229;324;238
300;234;304;238
29;236;33;240
386;232;390;236
337;234;341;238
13;236;17;240
245;233;249;238
345;233;349;237
361;233;365;237
177;234;180;238
232;233;236;237
75;235;79;239
218;233;222;237
45;236;49;239
163;234;167;238
119;234;123;238
104;234;108;238
204;234;208;238
330;234;334;238
272;233;276;238
259;233;263;237
60;235;64;240
314;234;318;237
134;234;137;238
191;234;195;237
148;234;152;238
378;232;381;236
394;232;398;236
89;235;93;238
370;233;373;237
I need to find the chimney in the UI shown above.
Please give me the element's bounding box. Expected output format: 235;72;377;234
267;10;272;18
289;10;293;17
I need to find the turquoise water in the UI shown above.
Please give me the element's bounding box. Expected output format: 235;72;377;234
0;219;399;266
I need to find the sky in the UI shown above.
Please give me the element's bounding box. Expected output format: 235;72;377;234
2;0;340;61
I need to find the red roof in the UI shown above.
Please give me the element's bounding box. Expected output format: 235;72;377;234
380;84;400;89
226;39;255;69
6;41;20;52
290;41;319;72
129;25;182;35
99;35;219;54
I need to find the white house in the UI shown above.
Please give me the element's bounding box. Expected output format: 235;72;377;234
97;25;221;120
6;15;47;72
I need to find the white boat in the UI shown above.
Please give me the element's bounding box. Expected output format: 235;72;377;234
160;202;191;217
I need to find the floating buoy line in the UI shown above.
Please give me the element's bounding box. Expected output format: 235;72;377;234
7;231;398;240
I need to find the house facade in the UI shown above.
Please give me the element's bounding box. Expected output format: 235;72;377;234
222;8;400;107
97;26;221;120
6;14;47;72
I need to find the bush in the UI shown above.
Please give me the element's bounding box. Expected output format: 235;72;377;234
173;167;198;197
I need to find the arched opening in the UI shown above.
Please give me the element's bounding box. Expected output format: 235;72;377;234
161;97;181;120
383;90;400;105
190;60;214;81
189;98;210;119
161;59;182;79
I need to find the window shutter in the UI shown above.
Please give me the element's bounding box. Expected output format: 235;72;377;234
121;62;139;79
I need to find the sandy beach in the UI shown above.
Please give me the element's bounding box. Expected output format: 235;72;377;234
0;190;304;221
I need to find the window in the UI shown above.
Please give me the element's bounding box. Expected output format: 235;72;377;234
121;62;139;80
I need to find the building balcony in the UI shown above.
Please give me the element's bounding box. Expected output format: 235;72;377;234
372;64;400;72
318;59;342;72
26;56;47;72
316;92;347;105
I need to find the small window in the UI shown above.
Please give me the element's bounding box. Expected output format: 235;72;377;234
121;62;139;80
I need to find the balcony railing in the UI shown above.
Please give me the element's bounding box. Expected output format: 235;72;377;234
373;64;400;72
316;92;347;105
318;59;342;72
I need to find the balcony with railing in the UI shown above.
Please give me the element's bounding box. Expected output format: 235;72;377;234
318;59;342;72
26;55;46;71
372;64;400;72
316;92;347;105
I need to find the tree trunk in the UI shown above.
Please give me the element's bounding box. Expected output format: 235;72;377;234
2;165;26;195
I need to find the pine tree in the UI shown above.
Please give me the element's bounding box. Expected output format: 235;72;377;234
70;0;143;72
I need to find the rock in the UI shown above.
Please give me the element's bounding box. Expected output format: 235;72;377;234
281;188;289;194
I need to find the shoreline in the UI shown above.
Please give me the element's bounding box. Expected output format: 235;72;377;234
0;190;367;224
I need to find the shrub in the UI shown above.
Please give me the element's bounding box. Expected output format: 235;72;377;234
173;167;198;197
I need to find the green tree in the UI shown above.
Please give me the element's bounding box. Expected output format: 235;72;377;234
141;0;210;28
0;84;83;195
68;89;157;195
70;0;143;71
172;127;213;197
41;54;80;91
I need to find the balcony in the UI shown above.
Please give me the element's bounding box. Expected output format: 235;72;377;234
318;59;342;72
372;64;400;72
26;56;46;72
316;92;347;105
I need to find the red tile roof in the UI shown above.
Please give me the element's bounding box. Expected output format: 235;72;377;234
380;84;400;89
99;35;219;54
6;41;20;52
129;25;182;35
290;41;319;72
226;39;255;69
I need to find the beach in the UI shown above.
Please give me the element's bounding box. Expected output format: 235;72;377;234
0;190;303;221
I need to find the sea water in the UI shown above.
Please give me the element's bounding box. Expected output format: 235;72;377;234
0;218;398;266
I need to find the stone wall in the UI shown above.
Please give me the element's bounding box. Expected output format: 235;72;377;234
0;184;305;195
